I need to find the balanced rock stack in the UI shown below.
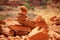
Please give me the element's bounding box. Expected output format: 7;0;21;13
50;16;60;34
8;6;36;37
0;6;60;40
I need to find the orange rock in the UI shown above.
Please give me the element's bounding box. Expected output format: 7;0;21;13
16;31;29;36
34;16;42;23
17;12;35;29
17;13;27;21
56;38;60;40
50;16;57;22
9;30;15;36
0;20;5;25
17;20;36;29
8;25;32;36
29;32;49;40
17;6;27;22
50;16;60;25
8;25;32;32
34;16;48;29
20;6;28;12
41;28;49;34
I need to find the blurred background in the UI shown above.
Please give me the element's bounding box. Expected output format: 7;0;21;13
0;0;60;25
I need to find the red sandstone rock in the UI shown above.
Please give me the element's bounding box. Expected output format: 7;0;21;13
29;32;49;40
8;25;32;32
34;16;48;29
0;20;5;25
